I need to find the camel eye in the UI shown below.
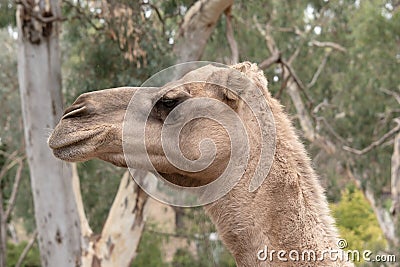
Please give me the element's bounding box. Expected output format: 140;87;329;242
160;98;179;109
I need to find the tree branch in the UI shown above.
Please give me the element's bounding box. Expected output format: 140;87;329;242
274;63;289;99
140;2;165;34
0;154;24;184
271;26;303;35
343;118;400;155
4;159;24;221
288;46;301;65
16;0;67;23
381;88;400;105
81;170;151;266
345;165;398;246
312;99;334;114
315;116;348;144
310;40;347;53
280;59;313;105
253;19;278;55
285;79;316;141
258;51;280;70
307;51;331;89
254;19;313;105
15;230;38;267
365;189;398;246
391;133;400;220
62;0;105;30
174;0;234;63
224;6;238;64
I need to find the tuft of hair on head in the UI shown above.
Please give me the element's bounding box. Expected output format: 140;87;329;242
230;61;270;97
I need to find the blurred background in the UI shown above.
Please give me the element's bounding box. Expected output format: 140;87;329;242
0;0;399;266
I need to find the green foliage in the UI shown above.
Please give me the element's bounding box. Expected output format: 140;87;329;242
6;241;41;267
0;29;20;149
0;143;9;212
172;207;235;267
171;246;235;267
0;143;6;169
61;0;178;103
332;185;387;264
129;224;236;267
321;0;399;198
131;228;168;267
14;172;36;233
171;248;196;267
0;0;15;28
160;0;196;17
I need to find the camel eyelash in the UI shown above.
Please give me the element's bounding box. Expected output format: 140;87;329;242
151;98;181;121
157;97;182;110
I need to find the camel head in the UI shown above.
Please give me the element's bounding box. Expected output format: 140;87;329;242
48;63;271;187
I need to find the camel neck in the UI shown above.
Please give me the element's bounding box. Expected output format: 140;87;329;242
204;163;341;266
204;120;342;266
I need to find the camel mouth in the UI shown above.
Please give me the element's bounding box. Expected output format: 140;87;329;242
48;127;106;162
51;139;95;162
48;128;104;150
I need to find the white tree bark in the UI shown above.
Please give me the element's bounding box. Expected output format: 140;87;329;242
16;1;82;266
71;163;93;253
174;0;233;62
285;76;336;154
285;79;316;141
364;190;397;246
80;170;149;267
391;132;400;246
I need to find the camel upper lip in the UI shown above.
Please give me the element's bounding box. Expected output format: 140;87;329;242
48;128;104;150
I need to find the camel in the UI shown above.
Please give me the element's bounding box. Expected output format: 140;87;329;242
48;62;354;267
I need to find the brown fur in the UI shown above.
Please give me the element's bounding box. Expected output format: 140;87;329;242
48;62;354;266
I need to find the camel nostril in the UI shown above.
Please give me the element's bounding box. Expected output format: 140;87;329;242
62;105;87;119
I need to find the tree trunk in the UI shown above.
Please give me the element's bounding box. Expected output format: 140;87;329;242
364;190;397;246
16;1;82;266
0;191;6;267
391;132;400;246
285;76;336;154
285;79;315;141
80;170;149;267
174;0;233;63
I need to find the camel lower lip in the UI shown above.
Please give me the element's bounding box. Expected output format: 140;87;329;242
51;138;95;161
49;129;103;150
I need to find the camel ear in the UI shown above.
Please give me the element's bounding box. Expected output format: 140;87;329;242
223;87;240;101
205;68;246;102
223;69;251;103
